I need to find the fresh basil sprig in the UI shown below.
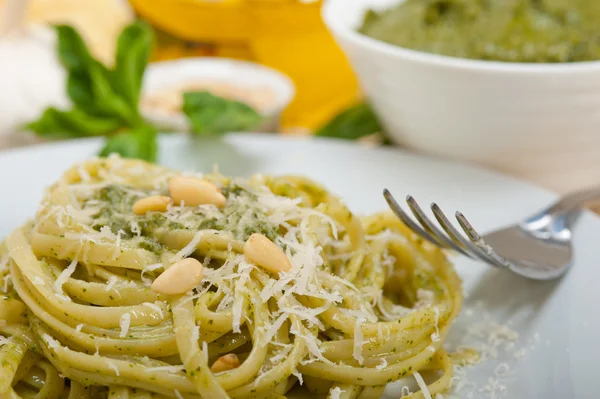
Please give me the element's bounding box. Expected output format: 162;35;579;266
27;22;269;161
27;21;157;161
26;108;123;139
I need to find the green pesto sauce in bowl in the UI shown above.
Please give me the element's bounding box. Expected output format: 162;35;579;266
359;0;600;63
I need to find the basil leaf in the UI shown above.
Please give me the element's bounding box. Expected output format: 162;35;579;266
316;102;384;140
26;108;122;138
55;25;93;72
99;125;157;162
113;21;153;109
87;61;141;125
182;91;263;135
30;22;155;162
66;70;95;111
55;24;144;126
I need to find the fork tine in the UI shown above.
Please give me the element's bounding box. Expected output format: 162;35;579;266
405;196;469;254
454;212;483;241
427;204;473;256
383;189;443;248
430;203;507;268
455;212;512;269
384;189;510;269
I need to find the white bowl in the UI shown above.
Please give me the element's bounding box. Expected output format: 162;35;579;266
323;0;600;193
141;58;295;133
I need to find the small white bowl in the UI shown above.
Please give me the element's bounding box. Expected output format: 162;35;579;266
323;0;600;192
141;58;295;133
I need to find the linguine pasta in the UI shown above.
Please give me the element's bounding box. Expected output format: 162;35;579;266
0;156;462;399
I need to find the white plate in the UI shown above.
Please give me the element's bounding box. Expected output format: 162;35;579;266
1;134;598;398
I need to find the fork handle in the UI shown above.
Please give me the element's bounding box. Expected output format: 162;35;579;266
528;186;600;230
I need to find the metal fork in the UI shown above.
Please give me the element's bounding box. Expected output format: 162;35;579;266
383;187;600;280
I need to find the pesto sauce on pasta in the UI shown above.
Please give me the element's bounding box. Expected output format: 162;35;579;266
0;156;462;399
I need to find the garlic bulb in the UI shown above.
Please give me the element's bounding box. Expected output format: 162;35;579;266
0;0;68;138
0;0;134;141
0;25;69;137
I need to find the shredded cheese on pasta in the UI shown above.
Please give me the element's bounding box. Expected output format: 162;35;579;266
0;157;463;399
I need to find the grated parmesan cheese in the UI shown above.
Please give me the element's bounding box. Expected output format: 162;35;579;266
75;324;84;332
413;371;433;399
479;377;507;397
231;261;254;333
0;253;9;273
192;324;200;348
173;230;214;261
431;306;440;342
53;259;78;300
291;327;331;364
353;318;365;365
43;334;61;349
78;163;91;181
263;313;288;344
32;276;45;286
376;357;388;370
105;276;118;291
291;368;303;385
375;290;412;321
329;386;345;399
2;275;11;293
65;204;96;225
495;363;510;376
268;344;293;364
143;302;164;319
111;230;124;260
98;226;116;240
415;289;435;308
202;341;209;364
277;304;325;330
141;263;163;285
145;365;185;373
119;313;131;338
514;348;526;360
105;359;120;376
130;220;141;237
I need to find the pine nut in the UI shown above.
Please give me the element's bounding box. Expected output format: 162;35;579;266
210;354;240;373
168;177;226;208
243;233;292;274
151;258;204;295
132;196;172;215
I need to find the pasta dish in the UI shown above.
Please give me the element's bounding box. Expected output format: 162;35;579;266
0;156;462;399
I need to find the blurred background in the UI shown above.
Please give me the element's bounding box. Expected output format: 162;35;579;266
0;0;359;135
0;0;598;202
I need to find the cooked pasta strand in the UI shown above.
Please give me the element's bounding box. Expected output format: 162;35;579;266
0;157;462;399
